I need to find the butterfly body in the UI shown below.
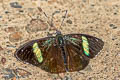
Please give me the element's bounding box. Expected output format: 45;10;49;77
15;32;104;73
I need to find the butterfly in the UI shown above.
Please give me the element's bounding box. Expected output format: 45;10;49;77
14;30;104;73
14;9;104;73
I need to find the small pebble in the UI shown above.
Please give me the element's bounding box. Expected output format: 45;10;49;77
19;10;24;13
26;19;48;33
15;68;32;78
9;32;22;42
4;27;15;32
10;2;22;8
2;68;15;80
66;20;72;24
109;24;117;29
63;76;72;80
114;12;117;15
1;57;6;65
0;16;2;18
5;11;10;14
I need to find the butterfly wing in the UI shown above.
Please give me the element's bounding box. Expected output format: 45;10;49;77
14;37;51;66
15;33;104;73
64;42;89;72
14;37;66;73
64;34;104;58
63;34;104;71
40;44;66;73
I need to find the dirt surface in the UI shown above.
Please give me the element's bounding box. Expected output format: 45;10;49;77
0;0;120;80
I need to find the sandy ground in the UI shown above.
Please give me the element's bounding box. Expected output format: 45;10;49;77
0;0;120;80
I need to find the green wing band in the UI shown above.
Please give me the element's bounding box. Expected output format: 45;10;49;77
33;43;43;63
82;36;90;56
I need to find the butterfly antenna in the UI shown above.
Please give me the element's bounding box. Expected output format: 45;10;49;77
51;11;61;27
37;7;56;36
60;10;68;29
37;7;52;28
37;7;67;35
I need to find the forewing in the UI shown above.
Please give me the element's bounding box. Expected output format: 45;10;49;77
64;34;104;58
14;37;52;66
85;34;104;58
14;37;66;73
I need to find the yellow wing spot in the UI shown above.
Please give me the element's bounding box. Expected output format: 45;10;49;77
82;36;87;41
33;48;38;53
84;48;89;54
82;36;90;56
83;42;88;48
38;56;43;63
33;43;43;63
33;43;38;49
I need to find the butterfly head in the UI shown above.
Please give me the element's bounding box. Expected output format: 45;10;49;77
55;30;65;47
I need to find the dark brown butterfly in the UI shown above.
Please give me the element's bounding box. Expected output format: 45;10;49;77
14;30;104;73
14;9;104;73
